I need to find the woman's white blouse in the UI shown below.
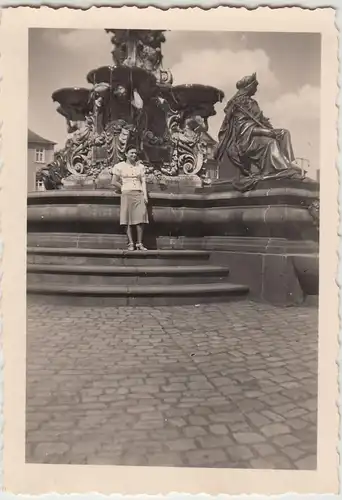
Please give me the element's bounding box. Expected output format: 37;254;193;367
111;161;146;193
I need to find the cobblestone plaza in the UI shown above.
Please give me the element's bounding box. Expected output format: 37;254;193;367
26;298;318;469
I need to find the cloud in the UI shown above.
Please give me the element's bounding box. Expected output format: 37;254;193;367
54;29;112;57
170;47;279;94
265;85;320;125
34;29;113;84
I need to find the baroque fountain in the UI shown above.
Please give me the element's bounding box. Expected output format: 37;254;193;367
27;29;319;306
38;29;223;191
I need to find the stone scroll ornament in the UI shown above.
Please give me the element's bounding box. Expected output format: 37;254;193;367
37;120;97;190
215;72;305;192
164;112;208;178
42;111;107;189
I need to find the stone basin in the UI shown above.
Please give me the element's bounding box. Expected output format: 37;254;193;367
28;180;319;242
162;84;224;112
52;87;92;121
86;65;157;99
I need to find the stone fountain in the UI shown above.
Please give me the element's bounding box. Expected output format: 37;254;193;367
28;29;319;306
38;29;223;192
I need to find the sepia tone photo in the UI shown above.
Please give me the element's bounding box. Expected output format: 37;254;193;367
26;26;321;468
1;6;339;496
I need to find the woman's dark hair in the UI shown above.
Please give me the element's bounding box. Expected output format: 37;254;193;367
126;146;139;155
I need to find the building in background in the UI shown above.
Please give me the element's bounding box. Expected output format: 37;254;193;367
295;157;310;178
201;131;219;180
27;129;56;192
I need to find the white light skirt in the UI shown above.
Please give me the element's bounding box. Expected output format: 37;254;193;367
120;190;149;226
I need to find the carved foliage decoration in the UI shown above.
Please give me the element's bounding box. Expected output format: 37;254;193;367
64;114;103;175
161;110;208;177
105;119;133;165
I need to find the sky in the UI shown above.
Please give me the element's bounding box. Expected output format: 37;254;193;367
28;29;321;178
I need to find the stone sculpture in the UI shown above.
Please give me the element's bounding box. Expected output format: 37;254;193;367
39;29;223;190
215;72;304;191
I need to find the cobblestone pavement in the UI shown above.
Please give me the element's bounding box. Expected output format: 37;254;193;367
26;298;318;469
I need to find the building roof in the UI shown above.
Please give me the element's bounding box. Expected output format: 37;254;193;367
28;129;56;145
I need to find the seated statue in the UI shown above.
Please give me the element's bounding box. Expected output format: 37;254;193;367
215;73;303;190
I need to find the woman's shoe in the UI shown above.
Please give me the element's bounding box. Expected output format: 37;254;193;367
136;243;147;251
127;243;135;251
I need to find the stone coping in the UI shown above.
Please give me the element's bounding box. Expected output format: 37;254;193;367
27;281;249;296
27;247;211;257
27;263;229;276
28;185;319;203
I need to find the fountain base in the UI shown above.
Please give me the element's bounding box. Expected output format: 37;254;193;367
27;178;319;306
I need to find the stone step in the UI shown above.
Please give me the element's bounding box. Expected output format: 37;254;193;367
27;263;230;286
27;282;250;307
27;247;211;267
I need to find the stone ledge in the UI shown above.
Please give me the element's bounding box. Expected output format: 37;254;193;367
27;234;318;254
27;282;249;307
27;247;211;257
205;177;319;193
28;185;318;207
27;263;230;276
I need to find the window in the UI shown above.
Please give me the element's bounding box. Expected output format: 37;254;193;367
35;148;45;163
35;178;45;192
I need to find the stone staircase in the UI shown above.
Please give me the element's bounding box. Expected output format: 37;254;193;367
27;247;249;306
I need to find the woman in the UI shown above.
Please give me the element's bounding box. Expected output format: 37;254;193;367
111;147;149;251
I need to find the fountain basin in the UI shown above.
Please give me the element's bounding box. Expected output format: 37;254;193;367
86;65;157;99
52;87;92;121
162;84;224;110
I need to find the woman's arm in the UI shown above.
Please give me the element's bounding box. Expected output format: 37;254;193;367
140;164;148;204
111;165;122;191
111;175;122;191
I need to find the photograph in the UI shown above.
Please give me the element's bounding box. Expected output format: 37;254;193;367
0;5;339;496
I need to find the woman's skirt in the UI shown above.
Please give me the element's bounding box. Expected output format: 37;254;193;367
120;190;149;226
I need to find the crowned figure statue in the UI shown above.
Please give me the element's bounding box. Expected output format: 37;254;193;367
215;73;304;191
